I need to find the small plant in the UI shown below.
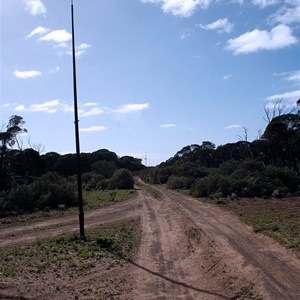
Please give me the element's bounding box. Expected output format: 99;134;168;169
234;284;263;300
216;199;227;205
186;227;201;241
2;268;16;277
109;191;117;202
230;193;237;200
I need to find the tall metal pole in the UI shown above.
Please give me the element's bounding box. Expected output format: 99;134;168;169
71;0;85;240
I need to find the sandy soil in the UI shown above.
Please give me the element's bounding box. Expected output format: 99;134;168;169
1;181;300;299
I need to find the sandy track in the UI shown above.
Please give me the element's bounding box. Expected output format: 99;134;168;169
1;182;300;299
0;197;141;247
150;185;300;300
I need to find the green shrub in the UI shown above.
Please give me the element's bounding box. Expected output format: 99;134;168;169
41;184;77;208
82;173;105;190
6;185;35;211
108;169;134;190
265;165;300;192
166;176;186;190
190;159;299;198
3;172;77;212
190;178;208;197
91;161;116;178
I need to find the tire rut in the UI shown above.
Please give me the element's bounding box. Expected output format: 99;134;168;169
157;187;300;300
132;188;231;300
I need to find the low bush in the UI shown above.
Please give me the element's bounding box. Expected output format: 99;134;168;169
166;176;186;190
108;169;134;190
1;172;77;212
190;159;300;198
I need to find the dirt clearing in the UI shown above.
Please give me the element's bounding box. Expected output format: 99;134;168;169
1;182;300;299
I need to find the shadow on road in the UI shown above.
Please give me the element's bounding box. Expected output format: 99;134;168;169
109;250;234;300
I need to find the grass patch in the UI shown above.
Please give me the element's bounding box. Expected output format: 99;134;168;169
233;284;263;300
186;226;201;241
225;198;300;253
144;186;162;199
83;189;136;210
0;189;136;227
0;219;140;278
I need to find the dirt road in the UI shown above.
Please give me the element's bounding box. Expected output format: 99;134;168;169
1;182;300;299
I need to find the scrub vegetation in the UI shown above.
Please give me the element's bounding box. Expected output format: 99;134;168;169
0;219;139;278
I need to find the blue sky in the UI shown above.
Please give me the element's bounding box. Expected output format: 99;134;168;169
1;0;300;165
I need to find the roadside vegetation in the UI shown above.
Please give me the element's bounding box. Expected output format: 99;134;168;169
226;198;300;253
0;115;142;217
0;219;139;278
0;189;136;226
139;111;299;200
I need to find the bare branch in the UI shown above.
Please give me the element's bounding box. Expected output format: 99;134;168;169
263;98;287;124
26;135;45;154
237;126;248;142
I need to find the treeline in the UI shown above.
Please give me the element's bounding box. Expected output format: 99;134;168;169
0;116;145;213
0;147;144;213
1;112;299;212
139;113;300;198
2;148;144;187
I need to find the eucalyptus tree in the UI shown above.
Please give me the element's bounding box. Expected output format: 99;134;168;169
0;115;27;190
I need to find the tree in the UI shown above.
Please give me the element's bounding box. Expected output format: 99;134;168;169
0;115;27;190
119;155;145;172
201;141;215;150
91;160;116;178
263;113;300;173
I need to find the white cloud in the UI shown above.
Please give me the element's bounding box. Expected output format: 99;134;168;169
14;70;42;79
252;0;278;8
180;32;191;39
14;105;27;111
223;74;232;80
160;123;176;128
141;0;213;17
198;18;234;33
80;107;105;117
284;70;300;84
80;126;108;133
269;4;300;25
65;43;92;57
78;43;91;50
9;100;150;117
39;30;72;43
275;70;300;84
83;102;98;107
286;0;300;5
53;42;69;49
26;26;49;39
266;90;300;102
226;24;297;55
29;99;60;113
225;124;241;129
12;100;62;114
29;28;91;57
61;103;74;113
24;0;46;16
49;66;60;74
80;102;149;116
115;103;150;113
